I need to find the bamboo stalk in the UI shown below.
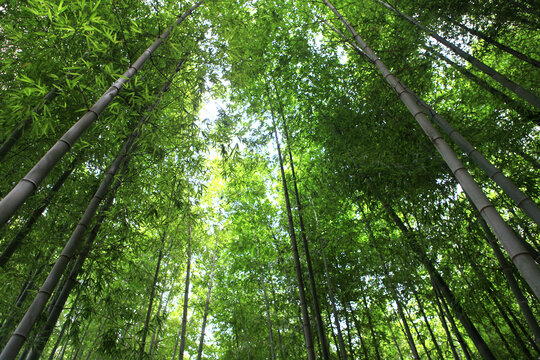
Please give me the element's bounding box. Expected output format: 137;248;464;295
323;0;540;305
0;1;203;230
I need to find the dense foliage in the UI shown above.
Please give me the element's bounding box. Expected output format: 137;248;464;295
0;0;539;359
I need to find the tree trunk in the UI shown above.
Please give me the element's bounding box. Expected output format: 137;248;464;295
472;264;537;357
432;286;460;360
0;155;80;267
390;325;405;360
196;235;218;360
278;98;331;360
343;309;356;359
324;0;540;303
325;309;340;360
0;55;189;359
0;257;47;347
360;205;420;359
434;284;473;360
451;19;540;68
385;205;495;359
411;286;444;359
149;282;174;357
394;293;420;359
321;244;348;360
477;297;519;358
138;244;165;359
360;295;382;360
474;212;540;348
0;53;89;162
46;315;69;360
83;319;105;360
268;266;287;360
406;307;433;360
39;282;83;360
267;91;316;359
399;80;540;227
374;0;540;107
308;193;348;360
57;330;69;360
256;242;277;360
70;317;93;360
0;0;203;230
328;20;540;200
424;45;538;124
25;172;123;360
177;224;192;360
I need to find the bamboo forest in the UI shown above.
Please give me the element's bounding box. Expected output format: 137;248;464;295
1;0;539;359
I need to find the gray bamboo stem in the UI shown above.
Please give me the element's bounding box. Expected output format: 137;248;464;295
267;91;316;359
138;243;165;359
309;198;348;360
177;224;192;360
411;286;444;360
321;245;348;360
399;81;540;227
451;19;540;68
0;0;203;230
476;214;540;347
324;12;540;226
433;283;473;360
0;155;80;267
256;242;277;360
0;56;187;360
196;235;218;360
323;0;540;303
374;0;540;108
0;53;89;162
278;101;330;360
424;46;537;124
433;288;460;360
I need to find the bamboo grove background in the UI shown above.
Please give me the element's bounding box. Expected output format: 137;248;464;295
0;0;539;359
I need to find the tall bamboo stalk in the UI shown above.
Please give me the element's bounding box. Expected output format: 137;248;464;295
309;196;348;360
139;241;166;360
177;224;192;360
256;242;277;360
432;286;460;360
385;205;495;359
361;206;420;360
320;245;348;360
472;263;537;357
324;14;540;227
0;257;47;348
411;286;444;360
323;0;540;302
424;46;538;124
433;283;474;360
360;294;382;360
0;53;89;162
475;214;540;348
0;155;80;267
449;19;540;68
405;306;432;360
24;269;88;360
267;92;316;359
373;0;540;108
0;1;203;230
395;292;420;359
0;57;187;360
278;100;330;360
389;323;405;360
196;235;218;360
399;81;540;227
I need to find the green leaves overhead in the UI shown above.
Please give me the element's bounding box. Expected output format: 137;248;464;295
0;0;539;359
